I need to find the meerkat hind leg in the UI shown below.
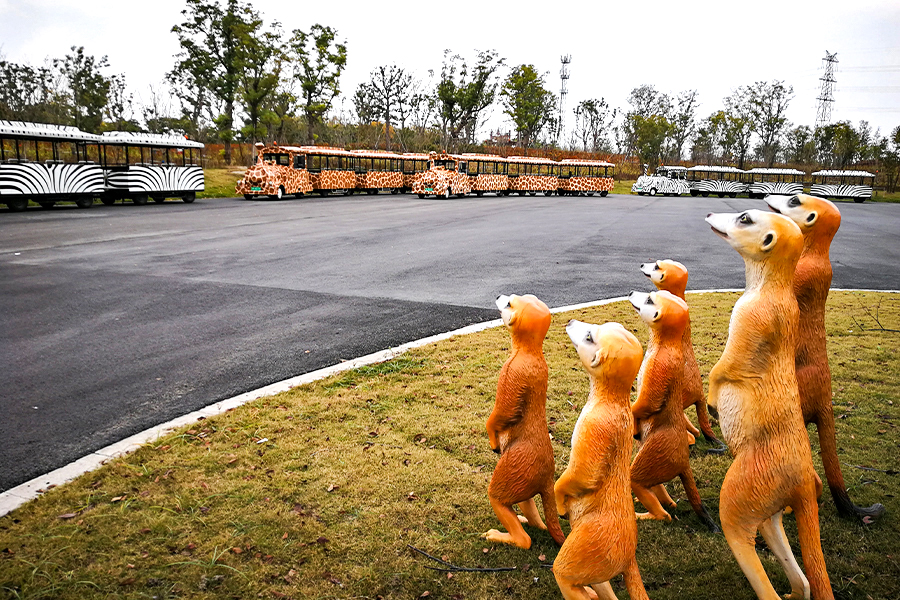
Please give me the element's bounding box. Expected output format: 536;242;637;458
483;497;532;549
652;484;678;508
759;511;810;600
724;522;783;600
633;483;673;521
517;498;548;530
588;581;617;600
683;413;701;438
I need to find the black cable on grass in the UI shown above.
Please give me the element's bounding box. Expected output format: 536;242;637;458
406;544;518;573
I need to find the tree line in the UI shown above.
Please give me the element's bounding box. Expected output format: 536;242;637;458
1;0;898;190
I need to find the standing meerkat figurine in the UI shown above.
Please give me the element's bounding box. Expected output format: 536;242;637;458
628;289;720;533
640;259;727;453
706;209;833;600
767;194;885;522
553;320;650;600
483;294;565;549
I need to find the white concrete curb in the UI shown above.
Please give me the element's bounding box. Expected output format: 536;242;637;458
1;288;896;518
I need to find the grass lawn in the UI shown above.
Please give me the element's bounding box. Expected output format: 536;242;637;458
199;168;245;200
1;291;898;600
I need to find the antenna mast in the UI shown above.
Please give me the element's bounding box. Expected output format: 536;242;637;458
815;51;838;129
558;55;571;146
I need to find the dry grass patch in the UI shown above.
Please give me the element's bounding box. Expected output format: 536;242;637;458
1;291;898;600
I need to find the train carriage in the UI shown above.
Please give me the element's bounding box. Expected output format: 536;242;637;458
462;153;509;196
401;153;429;192
810;169;875;202
745;167;805;199
631;165;689;196
1;120;104;211
100;131;203;205
351;150;403;194
412;152;472;198
236;144;313;199
506;155;558;195
302;146;357;195
687;165;748;197
558;159;615;196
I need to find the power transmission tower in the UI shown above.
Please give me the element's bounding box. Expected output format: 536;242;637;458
558;55;571;146
815;51;838;130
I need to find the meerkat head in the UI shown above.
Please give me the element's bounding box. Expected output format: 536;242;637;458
566;320;643;384
765;194;841;243
496;294;551;342
628;290;689;336
640;259;688;295
705;209;803;264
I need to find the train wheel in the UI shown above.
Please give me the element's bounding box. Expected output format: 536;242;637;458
701;192;709;197
277;187;285;199
690;190;699;197
6;198;28;211
417;193;425;199
443;188;451;199
76;197;94;209
152;196;165;204
649;188;657;196
243;194;254;200
854;198;866;203
183;193;196;203
600;191;608;197
476;191;483;197
718;193;726;198
133;195;149;205
39;201;56;209
101;197;116;206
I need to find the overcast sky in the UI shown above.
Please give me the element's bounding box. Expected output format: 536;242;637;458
1;0;898;144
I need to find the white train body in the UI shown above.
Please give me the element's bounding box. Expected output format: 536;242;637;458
745;168;805;199
631;165;690;196
100;131;204;204
810;170;874;202
1;120;104;210
687;165;748;197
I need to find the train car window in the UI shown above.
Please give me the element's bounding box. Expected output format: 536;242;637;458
459;161;467;173
104;144;125;166
81;143;100;163
18;139;37;162
508;162;519;176
0;137;16;161
56;141;77;163
150;147;166;165
36;140;54;162
293;154;305;169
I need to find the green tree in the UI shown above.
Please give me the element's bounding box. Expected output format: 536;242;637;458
573;98;616;153
287;24;348;145
629;114;672;168
238;23;284;144
744;80;794;166
0;59;69;123
784;125;816;165
722;90;754;169
354;65;412;151
668;90;698;162
55;46;113;133
435;50;504;150
500;64;557;150
170;0;261;163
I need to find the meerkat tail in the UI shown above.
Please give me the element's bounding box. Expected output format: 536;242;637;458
541;486;566;546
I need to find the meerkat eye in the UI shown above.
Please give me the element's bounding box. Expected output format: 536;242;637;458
789;196;801;207
739;213;753;225
585;331;593;343
653;264;660;270
645;296;653;305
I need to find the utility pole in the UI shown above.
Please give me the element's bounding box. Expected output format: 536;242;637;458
815;51;838;130
558;55;571;146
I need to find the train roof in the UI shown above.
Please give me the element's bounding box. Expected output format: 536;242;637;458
688;165;746;173
505;155;557;164
0;120;102;141
297;145;354;156
746;168;806;175
812;169;875;177
560;158;615;167
351;149;406;160
101;131;204;148
461;153;507;161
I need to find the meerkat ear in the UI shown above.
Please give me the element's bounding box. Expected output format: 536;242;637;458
590;347;605;368
506;310;519;327
805;211;818;226
762;231;777;252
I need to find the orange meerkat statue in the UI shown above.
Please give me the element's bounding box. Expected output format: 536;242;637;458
767;194;885;522
483;294;565;549
706;209;833;600
640;259;727;453
553;320;650;600
627;289;720;533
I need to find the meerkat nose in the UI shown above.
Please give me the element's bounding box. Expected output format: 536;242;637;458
707;212;713;218
567;319;575;326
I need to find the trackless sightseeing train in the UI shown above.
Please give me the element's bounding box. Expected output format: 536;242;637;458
1;120;205;211
237;147;618;199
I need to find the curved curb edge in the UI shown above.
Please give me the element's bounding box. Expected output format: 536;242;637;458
1;288;896;517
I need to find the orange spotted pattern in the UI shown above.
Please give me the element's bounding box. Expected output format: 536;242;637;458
310;170;356;192
559;176;614;195
356;171;403;191
236;162;312;197
470;174;509;192
509;175;558;193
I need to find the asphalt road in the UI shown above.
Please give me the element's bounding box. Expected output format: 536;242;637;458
2;193;898;492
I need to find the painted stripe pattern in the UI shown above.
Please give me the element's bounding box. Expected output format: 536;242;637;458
690;180;748;194
0;163;104;197
105;166;204;194
631;175;690;195
810;183;873;199
748;182;803;197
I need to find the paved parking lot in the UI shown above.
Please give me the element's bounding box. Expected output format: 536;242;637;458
2;193;898;491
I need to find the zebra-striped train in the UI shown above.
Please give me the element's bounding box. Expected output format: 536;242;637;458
632;163;875;202
1;120;204;212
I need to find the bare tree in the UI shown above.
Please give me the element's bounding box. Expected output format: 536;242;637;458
668;89;698;161
573;98;616;152
745;80;794;167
